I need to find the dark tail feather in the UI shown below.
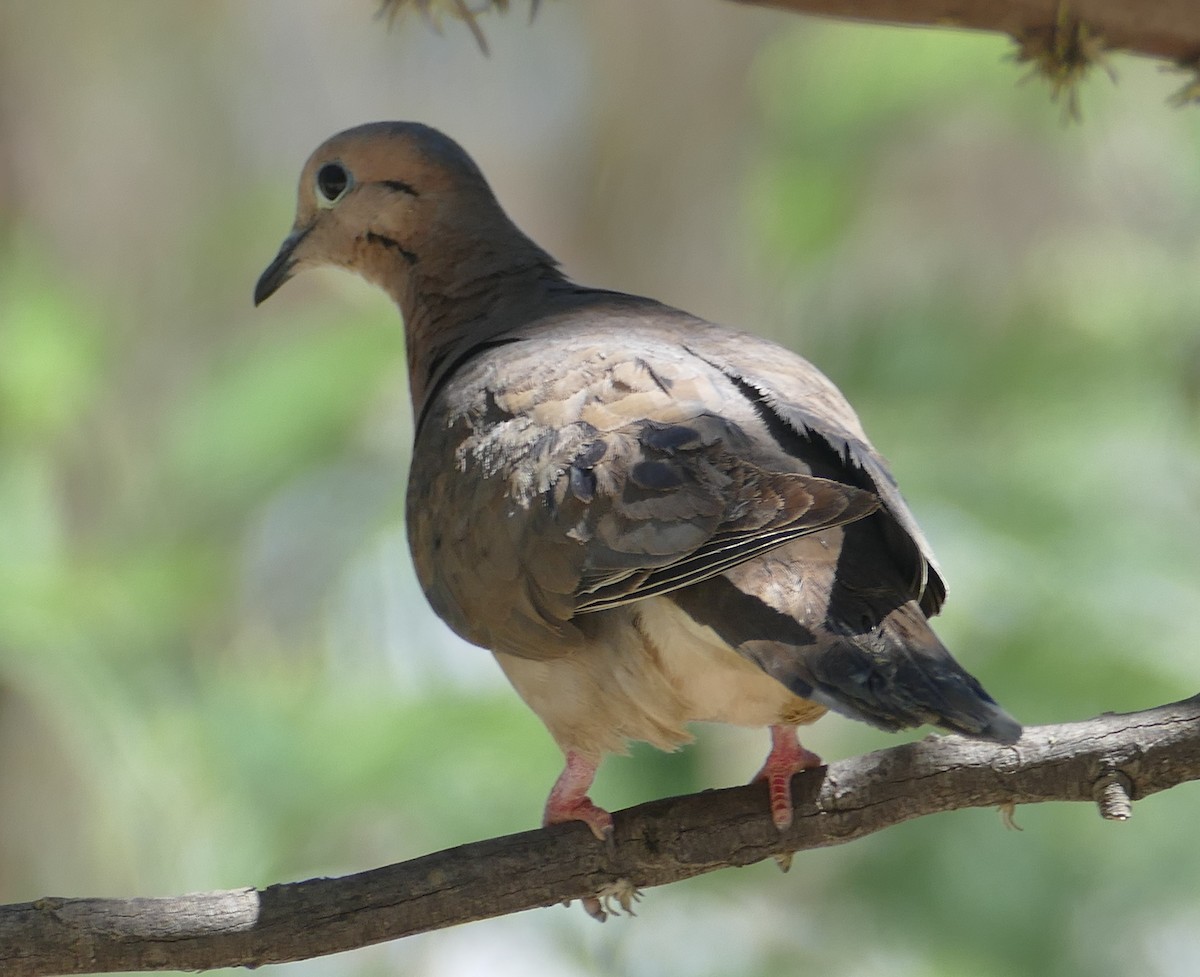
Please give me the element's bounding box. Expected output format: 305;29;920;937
790;602;1021;743
669;575;1021;743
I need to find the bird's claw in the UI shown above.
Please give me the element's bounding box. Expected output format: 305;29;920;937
578;878;642;922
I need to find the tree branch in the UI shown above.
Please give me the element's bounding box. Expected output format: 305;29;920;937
383;1;1200;68
729;0;1200;65
5;695;1199;976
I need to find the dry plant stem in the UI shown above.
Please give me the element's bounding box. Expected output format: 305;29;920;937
729;0;1200;64
4;695;1200;976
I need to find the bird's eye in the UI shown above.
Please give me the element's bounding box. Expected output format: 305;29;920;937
315;162;351;206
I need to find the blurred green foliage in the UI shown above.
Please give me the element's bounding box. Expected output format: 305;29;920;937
1;5;1199;977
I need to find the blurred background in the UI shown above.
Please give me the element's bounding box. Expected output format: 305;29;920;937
2;2;1200;975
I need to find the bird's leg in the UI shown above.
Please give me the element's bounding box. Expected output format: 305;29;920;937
543;750;614;841
753;725;822;831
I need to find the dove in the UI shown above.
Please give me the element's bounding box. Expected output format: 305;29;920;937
255;121;1020;840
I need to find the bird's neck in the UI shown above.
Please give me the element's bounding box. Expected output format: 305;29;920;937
388;242;567;414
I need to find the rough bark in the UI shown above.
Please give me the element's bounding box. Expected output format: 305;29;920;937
730;0;1200;65
4;695;1199;976
383;1;1200;66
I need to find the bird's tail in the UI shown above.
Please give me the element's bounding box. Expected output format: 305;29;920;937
798;600;1021;743
669;557;1021;743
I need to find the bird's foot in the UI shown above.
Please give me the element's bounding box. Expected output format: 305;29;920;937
544;751;614;843
544;794;614;843
579;879;642;922
752;725;822;831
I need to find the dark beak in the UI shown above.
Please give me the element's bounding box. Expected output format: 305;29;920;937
254;227;309;306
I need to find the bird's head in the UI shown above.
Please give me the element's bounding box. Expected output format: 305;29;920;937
254;121;509;307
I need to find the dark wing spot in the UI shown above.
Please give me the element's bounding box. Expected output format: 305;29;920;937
575;440;607;468
569;465;598;502
640;423;700;452
630;460;685;490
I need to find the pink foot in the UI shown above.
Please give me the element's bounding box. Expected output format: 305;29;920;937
752;725;822;830
544;751;614;841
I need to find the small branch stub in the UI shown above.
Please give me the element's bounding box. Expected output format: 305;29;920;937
1011;1;1117;122
1093;770;1134;820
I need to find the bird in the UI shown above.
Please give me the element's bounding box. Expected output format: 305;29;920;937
255;121;1021;841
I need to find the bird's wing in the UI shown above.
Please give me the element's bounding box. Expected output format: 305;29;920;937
678;321;947;615
408;310;900;658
